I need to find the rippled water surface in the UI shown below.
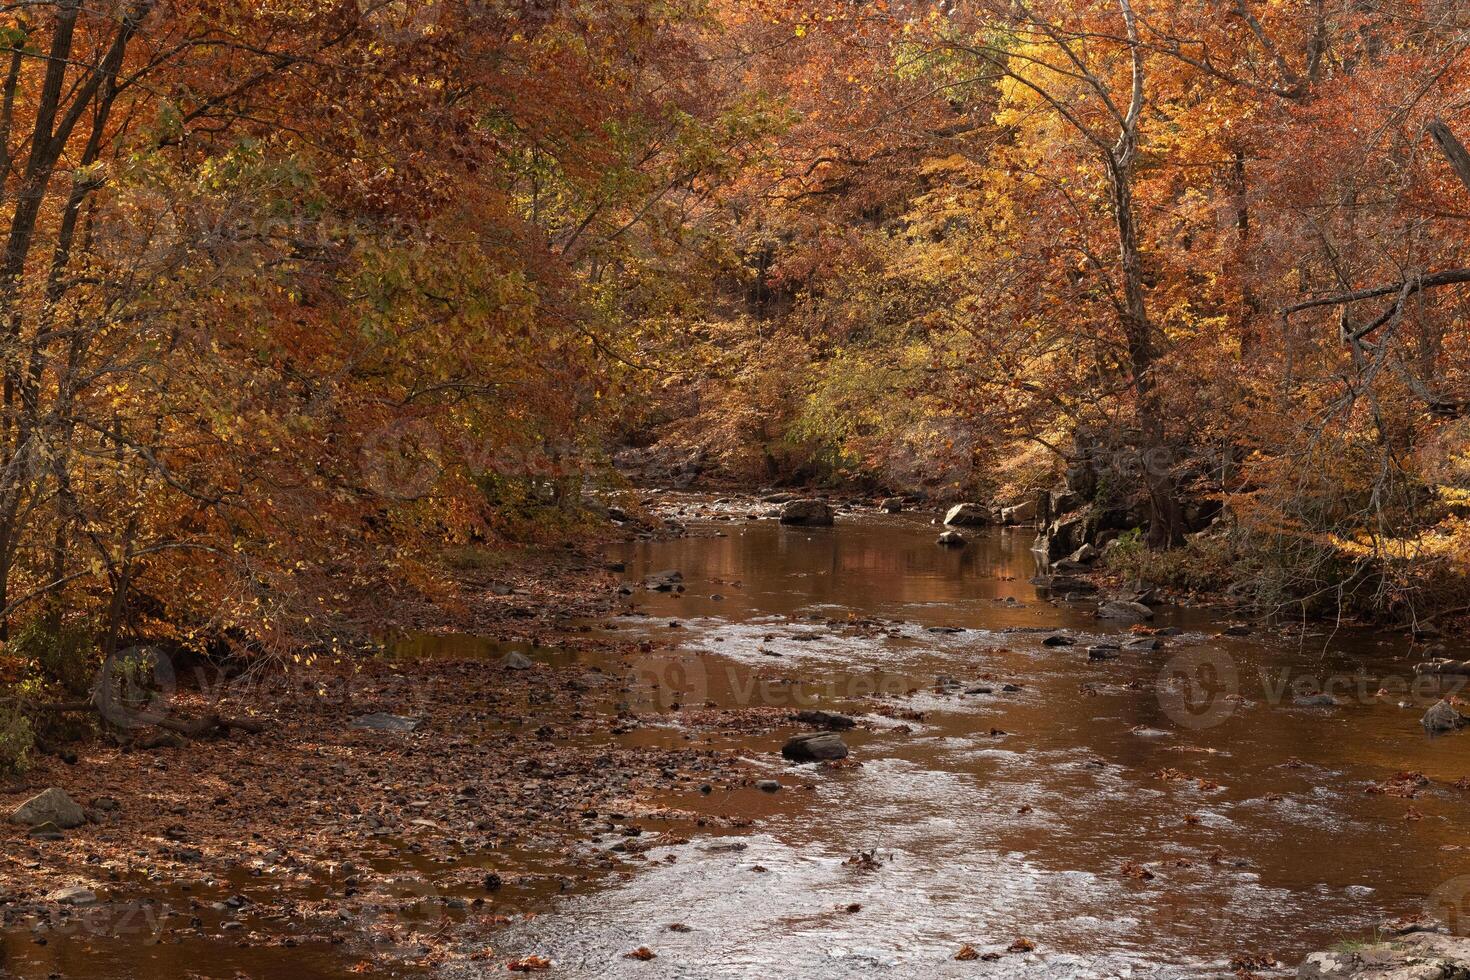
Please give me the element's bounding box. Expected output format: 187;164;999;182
491;508;1470;977
7;506;1469;979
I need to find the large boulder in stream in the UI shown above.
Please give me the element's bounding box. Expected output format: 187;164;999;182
779;499;834;526
943;503;992;527
781;732;849;762
1000;500;1038;525
1422;699;1467;734
1097;600;1154;623
878;497;904;513
8;788;85;829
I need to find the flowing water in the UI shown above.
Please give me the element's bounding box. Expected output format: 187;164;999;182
483;505;1470;977
7;503;1470;978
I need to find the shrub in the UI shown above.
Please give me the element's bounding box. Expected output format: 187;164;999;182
0;704;35;777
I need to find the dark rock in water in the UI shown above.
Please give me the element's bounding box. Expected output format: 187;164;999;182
927;625;964;634
1087;645;1122;661
604;561;627;573
937;530;967;547
1220;623;1253;636
1032;574;1096;593
1423;699;1467;734
1042;634;1076;647
1155;627;1184;636
779;499;834;526
944;503;992;527
1298;933;1470;979
501;651;533;670
1293;693;1339;708
352;713;423;733
755;780;781;793
1097;600;1154;622
781;732;849;762
1001;684;1022;692
606;507;630;523
9;788;86;829
644;569;684;591
794;710;857;730
879;497;904;513
1415;658;1470;677
1123;637;1162;651
763;492;797;504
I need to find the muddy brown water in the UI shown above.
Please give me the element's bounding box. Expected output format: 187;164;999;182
7;503;1470;978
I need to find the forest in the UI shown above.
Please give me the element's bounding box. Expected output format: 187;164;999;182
1;1;1470;978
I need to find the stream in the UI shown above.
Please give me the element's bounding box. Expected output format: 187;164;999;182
6;500;1470;978
482;503;1470;977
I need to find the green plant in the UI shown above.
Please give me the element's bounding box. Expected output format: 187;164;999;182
10;619;96;696
0;704;35;777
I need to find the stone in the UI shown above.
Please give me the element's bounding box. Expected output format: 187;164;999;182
351;713;423;733
1293;694;1339;708
501;651;533;670
1123;637;1162;651
1000;500;1038;525
944;503;991;527
1097;600;1154;622
644;569;684;591
755;780;781;793
1087;645;1122;661
1422;699;1466;734
781;732;849;762
47;885;98;905
9;788;85;830
1068;543;1098;564
779;499;834;526
937;530;966;547
1042;634;1076;647
1031;574;1096;593
879;497;904;513
793;710;857;730
1298;933;1470;979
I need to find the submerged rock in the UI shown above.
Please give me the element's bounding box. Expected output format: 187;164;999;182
9;788;85;829
781;732;849;762
755;779;781;793
937;530;966;548
779;499;834;526
1042;634;1076;647
1422;699;1466;734
1097;600;1154;622
501;651;533;670
878;497;904;513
